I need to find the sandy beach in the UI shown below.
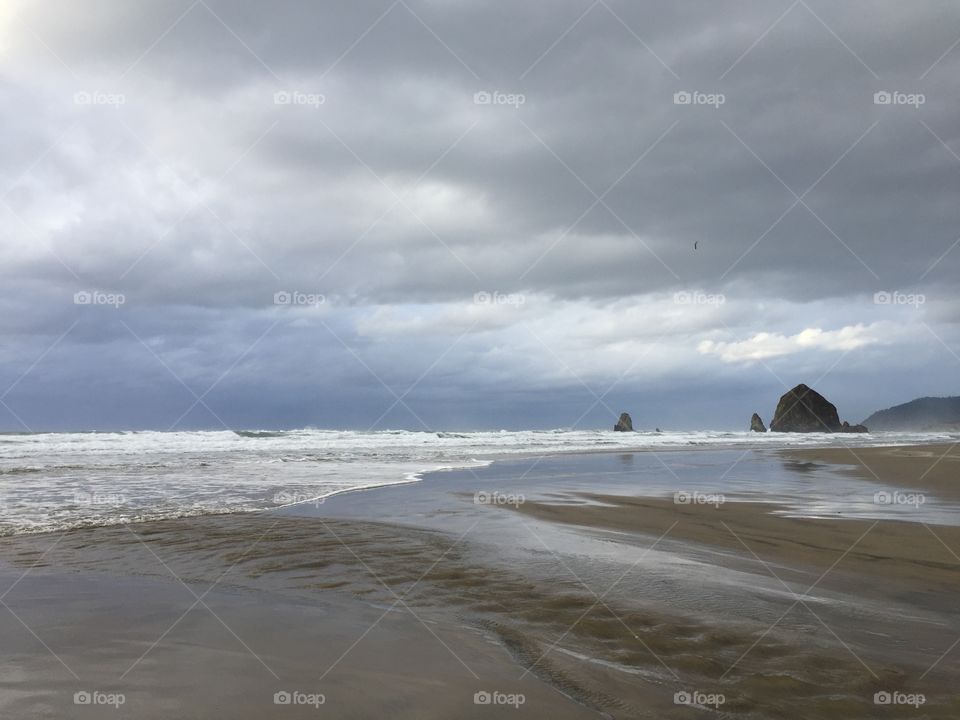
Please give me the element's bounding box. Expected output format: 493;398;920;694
785;442;960;500
1;443;958;718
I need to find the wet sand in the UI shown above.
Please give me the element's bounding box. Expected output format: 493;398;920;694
510;490;960;604
1;444;959;718
0;524;596;720
506;444;960;717
785;441;960;499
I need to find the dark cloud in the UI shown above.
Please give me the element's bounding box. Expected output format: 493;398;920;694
1;0;959;430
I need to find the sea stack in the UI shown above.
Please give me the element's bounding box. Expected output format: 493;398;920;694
840;421;869;433
614;413;634;432
750;413;767;432
770;384;842;432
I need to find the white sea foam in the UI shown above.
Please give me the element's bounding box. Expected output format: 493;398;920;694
0;428;954;535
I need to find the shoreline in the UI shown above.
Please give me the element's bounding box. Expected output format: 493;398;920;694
4;437;958;540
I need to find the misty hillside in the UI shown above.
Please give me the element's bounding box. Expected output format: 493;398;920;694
862;397;960;431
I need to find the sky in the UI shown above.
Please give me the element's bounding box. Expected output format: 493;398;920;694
0;0;958;432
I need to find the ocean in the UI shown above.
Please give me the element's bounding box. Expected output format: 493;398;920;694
1;428;956;535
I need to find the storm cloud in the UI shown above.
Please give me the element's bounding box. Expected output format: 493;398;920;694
1;0;958;430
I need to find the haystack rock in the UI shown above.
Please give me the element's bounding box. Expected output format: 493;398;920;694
750;413;767;432
614;413;634;432
770;384;842;433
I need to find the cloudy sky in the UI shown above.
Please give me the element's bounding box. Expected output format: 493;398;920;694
1;0;958;431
